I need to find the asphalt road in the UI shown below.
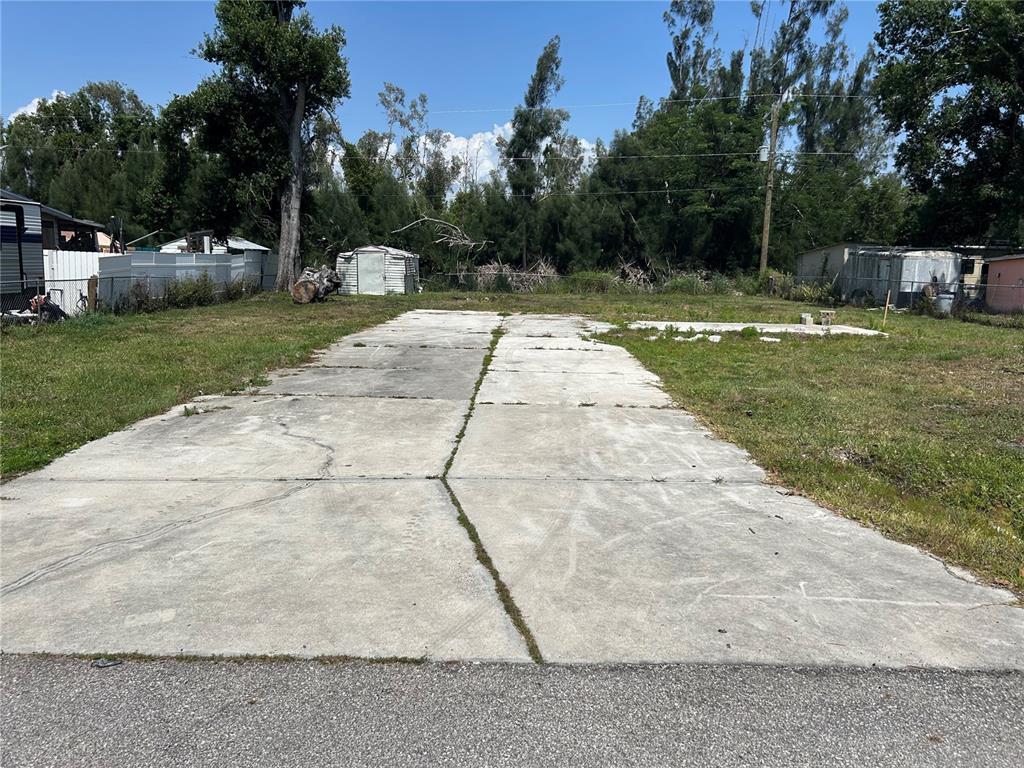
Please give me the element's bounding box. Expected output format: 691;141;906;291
2;656;1022;767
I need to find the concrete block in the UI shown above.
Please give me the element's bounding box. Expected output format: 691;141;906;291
0;480;529;661
450;404;763;482
260;364;478;400
489;346;645;375
34;395;467;481
450;479;1024;667
341;328;495;349
476;369;669;408
310;345;486;371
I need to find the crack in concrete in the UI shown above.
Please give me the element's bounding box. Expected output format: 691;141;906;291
272;416;335;478
0;482;315;597
432;322;545;665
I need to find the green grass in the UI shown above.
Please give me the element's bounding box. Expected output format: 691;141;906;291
596;314;1024;593
2;290;1021;591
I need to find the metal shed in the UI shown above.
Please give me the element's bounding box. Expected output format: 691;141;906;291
336;245;420;295
796;242;961;308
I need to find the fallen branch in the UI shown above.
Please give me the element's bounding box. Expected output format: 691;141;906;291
392;217;491;253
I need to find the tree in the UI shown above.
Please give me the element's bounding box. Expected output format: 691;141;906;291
1;82;159;240
196;0;350;289
875;0;1024;242
500;36;569;267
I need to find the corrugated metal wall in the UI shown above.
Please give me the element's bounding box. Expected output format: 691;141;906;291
1;201;45;295
336;254;359;295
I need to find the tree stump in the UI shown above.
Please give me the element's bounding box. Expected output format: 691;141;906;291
291;280;319;304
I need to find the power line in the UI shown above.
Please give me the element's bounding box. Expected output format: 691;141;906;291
432;92;871;114
1;144;857;161
1;91;873;124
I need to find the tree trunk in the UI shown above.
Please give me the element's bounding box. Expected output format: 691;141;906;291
275;83;307;291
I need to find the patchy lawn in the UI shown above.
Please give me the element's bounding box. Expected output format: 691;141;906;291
2;290;1021;591
597;315;1024;593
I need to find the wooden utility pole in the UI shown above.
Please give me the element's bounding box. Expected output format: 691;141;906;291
759;100;780;275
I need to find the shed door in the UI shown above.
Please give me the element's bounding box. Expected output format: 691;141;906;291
357;252;385;295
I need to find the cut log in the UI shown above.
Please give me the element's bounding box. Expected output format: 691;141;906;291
291;279;319;304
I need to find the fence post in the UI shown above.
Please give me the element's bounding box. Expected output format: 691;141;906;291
87;276;97;310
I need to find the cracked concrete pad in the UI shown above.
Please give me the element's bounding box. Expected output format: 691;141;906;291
496;335;614;352
259;364;478;400
0;480;529;661
310;345;486;371
34;396;467;480
338;328;495;349
450;404;763;482
490;346;647;375
502;314;613;337
450;479;1024;667
630;320;885;337
477;370;670;407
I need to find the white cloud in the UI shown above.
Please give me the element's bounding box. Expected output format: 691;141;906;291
437;122;598;188
6;89;66;121
440;121;513;186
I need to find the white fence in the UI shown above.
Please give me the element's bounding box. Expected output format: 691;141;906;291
42;249;278;314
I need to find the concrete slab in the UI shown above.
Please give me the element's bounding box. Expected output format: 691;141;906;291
503;314;612;338
0;480;529;661
490;346;647;375
450;479;1024;667
450;404;763;482
496;335;611;352
33;395;467;480
477;369;670;407
259;364;478;400
630;320;884;337
309;345;486;371
338;328;495;349
381;313;502;334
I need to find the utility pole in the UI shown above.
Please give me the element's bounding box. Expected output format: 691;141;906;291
759;100;780;275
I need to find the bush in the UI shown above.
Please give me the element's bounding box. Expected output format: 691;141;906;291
662;274;706;294
708;273;732;295
733;272;764;296
564;271;618;293
219;277;259;303
122;280;167;314
165;272;217;309
786;282;835;305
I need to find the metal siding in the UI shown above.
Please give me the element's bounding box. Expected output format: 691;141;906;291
336;255;359;294
0;201;44;292
384;254;406;293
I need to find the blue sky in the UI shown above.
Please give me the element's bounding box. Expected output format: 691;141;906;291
2;0;881;167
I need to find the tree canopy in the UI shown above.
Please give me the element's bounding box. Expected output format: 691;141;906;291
2;0;1018;285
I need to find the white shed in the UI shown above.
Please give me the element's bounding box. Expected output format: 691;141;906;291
336;245;420;295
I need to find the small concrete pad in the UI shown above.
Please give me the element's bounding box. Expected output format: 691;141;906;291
630;320;884;337
450;479;1024;667
477;369;669;407
490;346;647;375
0;480;529;661
260;364;478;400
451;404;762;482
34;395;467;480
311;345;486;371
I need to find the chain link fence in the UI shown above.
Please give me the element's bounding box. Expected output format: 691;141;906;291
1;274;263;322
